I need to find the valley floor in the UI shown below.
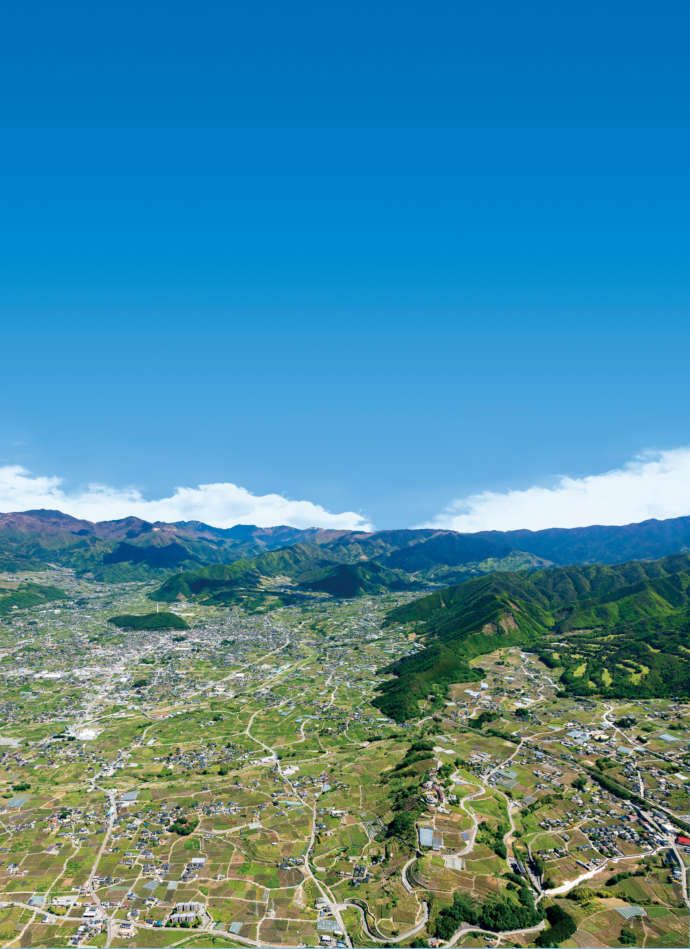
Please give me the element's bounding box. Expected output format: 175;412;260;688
0;570;688;949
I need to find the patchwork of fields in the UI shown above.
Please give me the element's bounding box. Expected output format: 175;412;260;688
0;570;688;948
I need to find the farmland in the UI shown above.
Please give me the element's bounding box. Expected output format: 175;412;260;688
0;569;688;947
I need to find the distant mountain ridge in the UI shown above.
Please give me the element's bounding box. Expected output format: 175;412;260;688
2;507;690;582
0;509;345;577
148;514;690;611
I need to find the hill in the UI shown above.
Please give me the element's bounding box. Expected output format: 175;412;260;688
0;582;67;616
107;612;189;631
153;559;267;607
374;553;690;720
298;561;413;597
150;544;413;607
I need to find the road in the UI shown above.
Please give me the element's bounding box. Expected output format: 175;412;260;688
88;787;118;946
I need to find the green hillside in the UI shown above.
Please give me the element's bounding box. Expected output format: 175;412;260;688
150;542;415;607
149;533;549;608
298;561;413;597
374;553;690;720
152;545;327;607
153;559;263;603
0;582;67;616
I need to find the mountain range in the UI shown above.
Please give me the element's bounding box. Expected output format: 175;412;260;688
0;509;344;577
149;514;690;609
2;508;690;579
3;507;690;584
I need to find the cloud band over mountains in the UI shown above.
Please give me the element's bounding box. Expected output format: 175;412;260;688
1;448;689;533
0;465;372;531
425;448;690;532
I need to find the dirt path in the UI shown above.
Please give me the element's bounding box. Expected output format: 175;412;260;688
341;898;429;944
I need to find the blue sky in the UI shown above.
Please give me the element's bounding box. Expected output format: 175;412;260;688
1;1;690;530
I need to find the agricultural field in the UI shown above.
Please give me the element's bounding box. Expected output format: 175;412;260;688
0;570;688;948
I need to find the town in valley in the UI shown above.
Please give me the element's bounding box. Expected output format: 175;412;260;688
0;533;689;949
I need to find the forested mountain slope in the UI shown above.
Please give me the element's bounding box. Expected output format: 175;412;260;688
374;553;690;720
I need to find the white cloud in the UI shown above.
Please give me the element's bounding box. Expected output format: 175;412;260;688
0;465;372;531
425;448;690;533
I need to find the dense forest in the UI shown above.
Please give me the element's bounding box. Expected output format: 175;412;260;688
107;612;189;631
